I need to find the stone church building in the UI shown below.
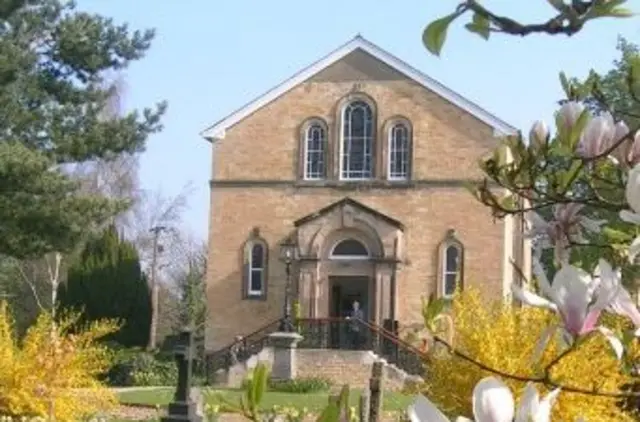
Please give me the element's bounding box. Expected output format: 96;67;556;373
201;36;530;352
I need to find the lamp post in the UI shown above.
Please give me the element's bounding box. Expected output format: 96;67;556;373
278;235;298;332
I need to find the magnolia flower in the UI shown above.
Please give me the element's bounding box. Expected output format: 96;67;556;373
558;102;585;131
530;120;549;148
407;377;560;422
611;120;632;166
526;203;605;265
620;164;640;262
512;258;625;357
577;112;614;158
628;131;640;166
593;264;640;336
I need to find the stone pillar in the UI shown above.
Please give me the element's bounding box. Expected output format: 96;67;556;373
379;272;391;322
299;271;311;317
269;331;303;380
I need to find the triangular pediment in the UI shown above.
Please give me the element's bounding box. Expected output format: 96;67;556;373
294;197;404;231
308;48;409;83
200;36;516;140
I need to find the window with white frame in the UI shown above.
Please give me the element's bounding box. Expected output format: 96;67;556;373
247;242;266;297
388;123;410;180
442;243;462;297
341;101;374;180
304;123;326;180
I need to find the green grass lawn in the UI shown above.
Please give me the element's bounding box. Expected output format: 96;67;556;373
117;387;414;412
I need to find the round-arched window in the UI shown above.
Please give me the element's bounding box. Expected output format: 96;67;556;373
330;239;369;260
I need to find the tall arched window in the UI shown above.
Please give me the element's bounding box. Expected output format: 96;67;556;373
442;244;461;297
341;101;374;180
438;229;464;298
242;230;268;299
303;122;326;180
388;123;410;180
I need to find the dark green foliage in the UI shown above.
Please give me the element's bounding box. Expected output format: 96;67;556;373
0;0;166;259
105;347;207;387
59;225;151;347
105;347;177;387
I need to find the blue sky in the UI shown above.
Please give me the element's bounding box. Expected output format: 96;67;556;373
82;0;640;241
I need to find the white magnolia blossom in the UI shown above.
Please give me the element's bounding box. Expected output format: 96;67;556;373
627;131;640;166
610;120;632;166
512;258;633;356
620;164;640;263
407;377;561;422
526;203;605;265
558;102;585;131
530;120;549;148
577;112;615;159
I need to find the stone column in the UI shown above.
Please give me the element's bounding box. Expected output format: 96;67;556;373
299;271;312;317
269;331;303;380
379;272;391;322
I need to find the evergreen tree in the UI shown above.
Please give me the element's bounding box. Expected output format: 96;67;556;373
59;226;151;347
0;1;166;259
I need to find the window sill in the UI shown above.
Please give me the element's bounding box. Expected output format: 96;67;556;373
294;180;414;189
244;293;267;301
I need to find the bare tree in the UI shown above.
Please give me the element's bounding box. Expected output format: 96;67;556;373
164;234;208;337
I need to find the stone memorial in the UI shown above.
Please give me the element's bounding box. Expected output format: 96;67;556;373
161;328;202;422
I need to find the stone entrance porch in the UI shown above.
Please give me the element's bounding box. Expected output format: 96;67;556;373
293;197;404;328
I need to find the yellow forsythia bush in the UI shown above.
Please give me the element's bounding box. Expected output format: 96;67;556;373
422;288;639;422
0;302;120;421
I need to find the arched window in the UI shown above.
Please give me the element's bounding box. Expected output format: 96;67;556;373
330;238;370;260
242;230;268;299
443;245;461;297
340;101;374;180
388;123;410;180
303;122;326;180
438;229;464;298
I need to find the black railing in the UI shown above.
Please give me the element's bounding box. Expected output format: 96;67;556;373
203;317;426;382
297;317;425;376
204;318;283;383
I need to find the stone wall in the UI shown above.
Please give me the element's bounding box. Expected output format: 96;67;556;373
214;348;412;392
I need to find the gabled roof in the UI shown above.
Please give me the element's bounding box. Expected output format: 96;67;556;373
294;197;404;231
200;35;517;141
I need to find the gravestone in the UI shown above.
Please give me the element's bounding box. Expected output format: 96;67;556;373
161;328;203;422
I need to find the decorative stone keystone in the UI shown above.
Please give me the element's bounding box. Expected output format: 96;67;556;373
269;331;303;380
161;328;202;422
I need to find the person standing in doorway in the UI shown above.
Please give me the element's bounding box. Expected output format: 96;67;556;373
348;300;364;349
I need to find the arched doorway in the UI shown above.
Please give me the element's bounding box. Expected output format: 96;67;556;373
327;238;372;321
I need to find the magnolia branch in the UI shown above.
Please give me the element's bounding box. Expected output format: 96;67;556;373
431;334;638;398
458;0;593;36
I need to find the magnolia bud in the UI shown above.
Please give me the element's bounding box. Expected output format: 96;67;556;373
577;113;614;158
529;120;549;148
626;163;640;214
611;120;631;166
629;131;640;166
558;102;586;130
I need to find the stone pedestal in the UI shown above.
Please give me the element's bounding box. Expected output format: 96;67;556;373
269;331;303;380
